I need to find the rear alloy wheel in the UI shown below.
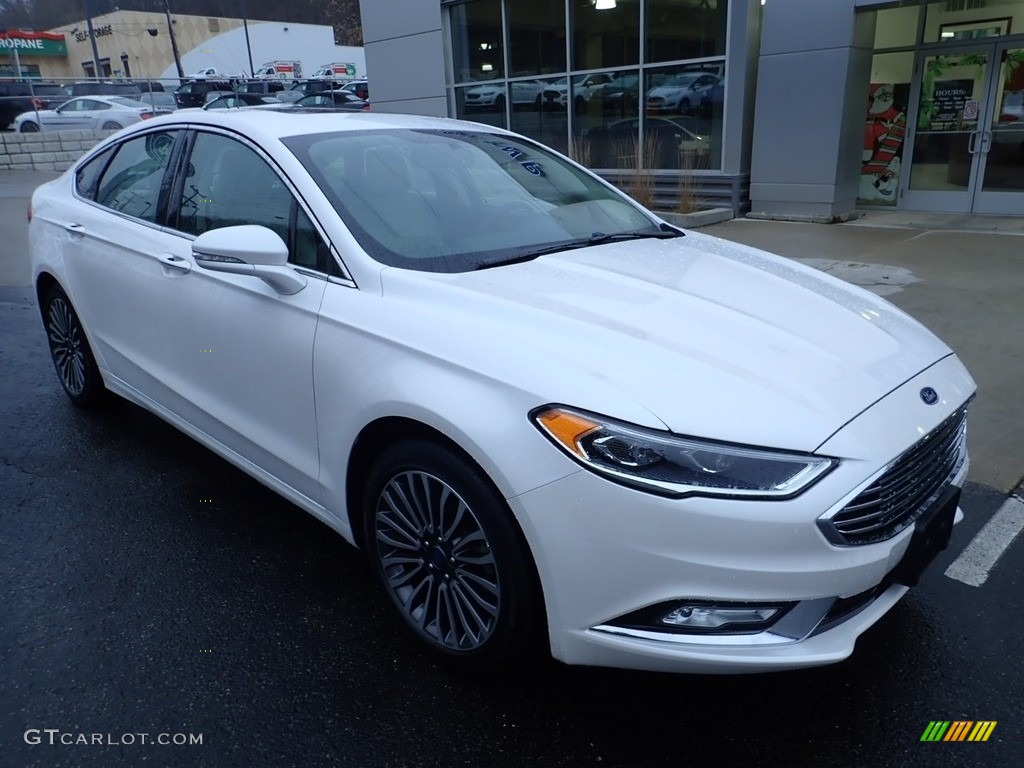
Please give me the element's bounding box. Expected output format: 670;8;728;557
42;285;107;408
19;121;39;133
363;440;542;671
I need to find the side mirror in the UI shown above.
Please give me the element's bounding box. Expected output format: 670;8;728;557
192;225;306;295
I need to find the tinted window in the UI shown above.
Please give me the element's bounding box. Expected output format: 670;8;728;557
294;207;335;273
95;132;178;222
75;146;116;200
176;133;291;242
177;133;332;271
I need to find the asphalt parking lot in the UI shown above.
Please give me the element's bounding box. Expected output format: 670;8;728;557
2;171;1023;767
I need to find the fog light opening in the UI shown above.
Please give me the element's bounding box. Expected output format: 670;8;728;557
661;604;780;631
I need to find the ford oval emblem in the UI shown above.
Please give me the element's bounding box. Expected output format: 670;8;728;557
920;387;939;405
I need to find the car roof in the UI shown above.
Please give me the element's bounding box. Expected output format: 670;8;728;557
133;109;509;141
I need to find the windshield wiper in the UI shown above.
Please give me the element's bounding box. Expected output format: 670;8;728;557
474;225;684;271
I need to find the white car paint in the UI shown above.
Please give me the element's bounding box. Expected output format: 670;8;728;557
29;110;976;674
14;95;165;133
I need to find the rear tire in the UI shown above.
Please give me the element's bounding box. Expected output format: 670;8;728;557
101;121;121;130
41;284;108;409
362;439;543;672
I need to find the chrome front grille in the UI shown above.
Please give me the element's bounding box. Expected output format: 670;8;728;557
821;407;968;546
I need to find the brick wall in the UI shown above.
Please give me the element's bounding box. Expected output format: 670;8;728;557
0;129;115;172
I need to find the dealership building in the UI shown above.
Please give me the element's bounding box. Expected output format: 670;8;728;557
358;0;1024;219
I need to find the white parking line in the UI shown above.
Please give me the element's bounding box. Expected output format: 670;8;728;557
945;494;1024;587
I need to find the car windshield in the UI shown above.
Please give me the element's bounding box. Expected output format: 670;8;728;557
284;128;661;273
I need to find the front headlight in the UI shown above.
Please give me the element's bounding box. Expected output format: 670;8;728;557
531;406;837;499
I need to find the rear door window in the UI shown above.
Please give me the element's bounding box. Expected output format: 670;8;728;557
95;131;180;223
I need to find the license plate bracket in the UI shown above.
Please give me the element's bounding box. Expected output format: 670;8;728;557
891;485;960;587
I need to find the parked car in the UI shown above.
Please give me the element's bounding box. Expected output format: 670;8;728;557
542;73;615;110
464;79;547;110
174;79;234;109
338;80;369;101
202;93;282;110
646;72;721;115
29;110;975;675
138;92;178;112
14;95;170;133
235;79;288;96
599;117;711;169
0;81;67;130
293;92;370;111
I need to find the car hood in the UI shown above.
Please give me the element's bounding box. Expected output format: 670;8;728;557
378;232;953;452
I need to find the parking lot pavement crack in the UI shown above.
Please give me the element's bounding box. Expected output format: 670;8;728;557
0;456;57;480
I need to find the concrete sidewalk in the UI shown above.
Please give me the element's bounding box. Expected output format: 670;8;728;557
705;216;1024;493
5;169;1022;492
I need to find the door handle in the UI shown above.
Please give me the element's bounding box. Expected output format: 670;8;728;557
157;253;192;274
980;130;993;154
967;131;978;155
63;223;86;236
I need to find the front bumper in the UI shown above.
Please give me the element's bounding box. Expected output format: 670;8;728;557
510;355;975;673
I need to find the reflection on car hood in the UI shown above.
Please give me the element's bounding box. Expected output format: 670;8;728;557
379;233;953;452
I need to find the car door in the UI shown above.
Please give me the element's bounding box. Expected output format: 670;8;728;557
144;129;329;503
47;98;93;130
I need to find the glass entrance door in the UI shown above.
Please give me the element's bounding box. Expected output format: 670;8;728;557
973;45;1024;214
901;47;993;211
902;43;1024;213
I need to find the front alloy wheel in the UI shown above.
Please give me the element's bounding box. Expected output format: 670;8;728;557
363;440;542;670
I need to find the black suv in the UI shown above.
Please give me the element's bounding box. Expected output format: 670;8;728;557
0;82;67;130
235;79;287;96
174;79;234;108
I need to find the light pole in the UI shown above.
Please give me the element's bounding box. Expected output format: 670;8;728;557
163;0;184;80
83;0;103;77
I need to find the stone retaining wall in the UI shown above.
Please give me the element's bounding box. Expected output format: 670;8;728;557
0;129;115;173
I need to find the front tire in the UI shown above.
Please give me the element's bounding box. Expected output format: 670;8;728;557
42;285;107;408
19;121;39;133
362;439;542;671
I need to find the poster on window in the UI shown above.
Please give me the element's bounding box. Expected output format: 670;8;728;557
931;79;973;125
859;82;908;205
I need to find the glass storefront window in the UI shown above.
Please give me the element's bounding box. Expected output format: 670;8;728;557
644;63;723;170
571;0;640;71
924;0;1024;44
646;0;727;62
507;0;566;76
511;76;570;156
872;3;920;49
571;69;640;169
859;51;914;205
450;0;504;83
454;84;507;130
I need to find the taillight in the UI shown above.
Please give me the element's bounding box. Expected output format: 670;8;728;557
362;104;371;111
32;97;42;109
140;111;154;120
27;201;32;223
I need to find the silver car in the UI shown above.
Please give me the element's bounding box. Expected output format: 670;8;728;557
14;95;170;133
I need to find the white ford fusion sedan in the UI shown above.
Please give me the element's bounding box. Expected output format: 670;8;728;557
29;110;975;674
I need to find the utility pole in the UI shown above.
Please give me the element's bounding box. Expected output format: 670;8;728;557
241;0;254;77
83;0;102;77
163;0;184;80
